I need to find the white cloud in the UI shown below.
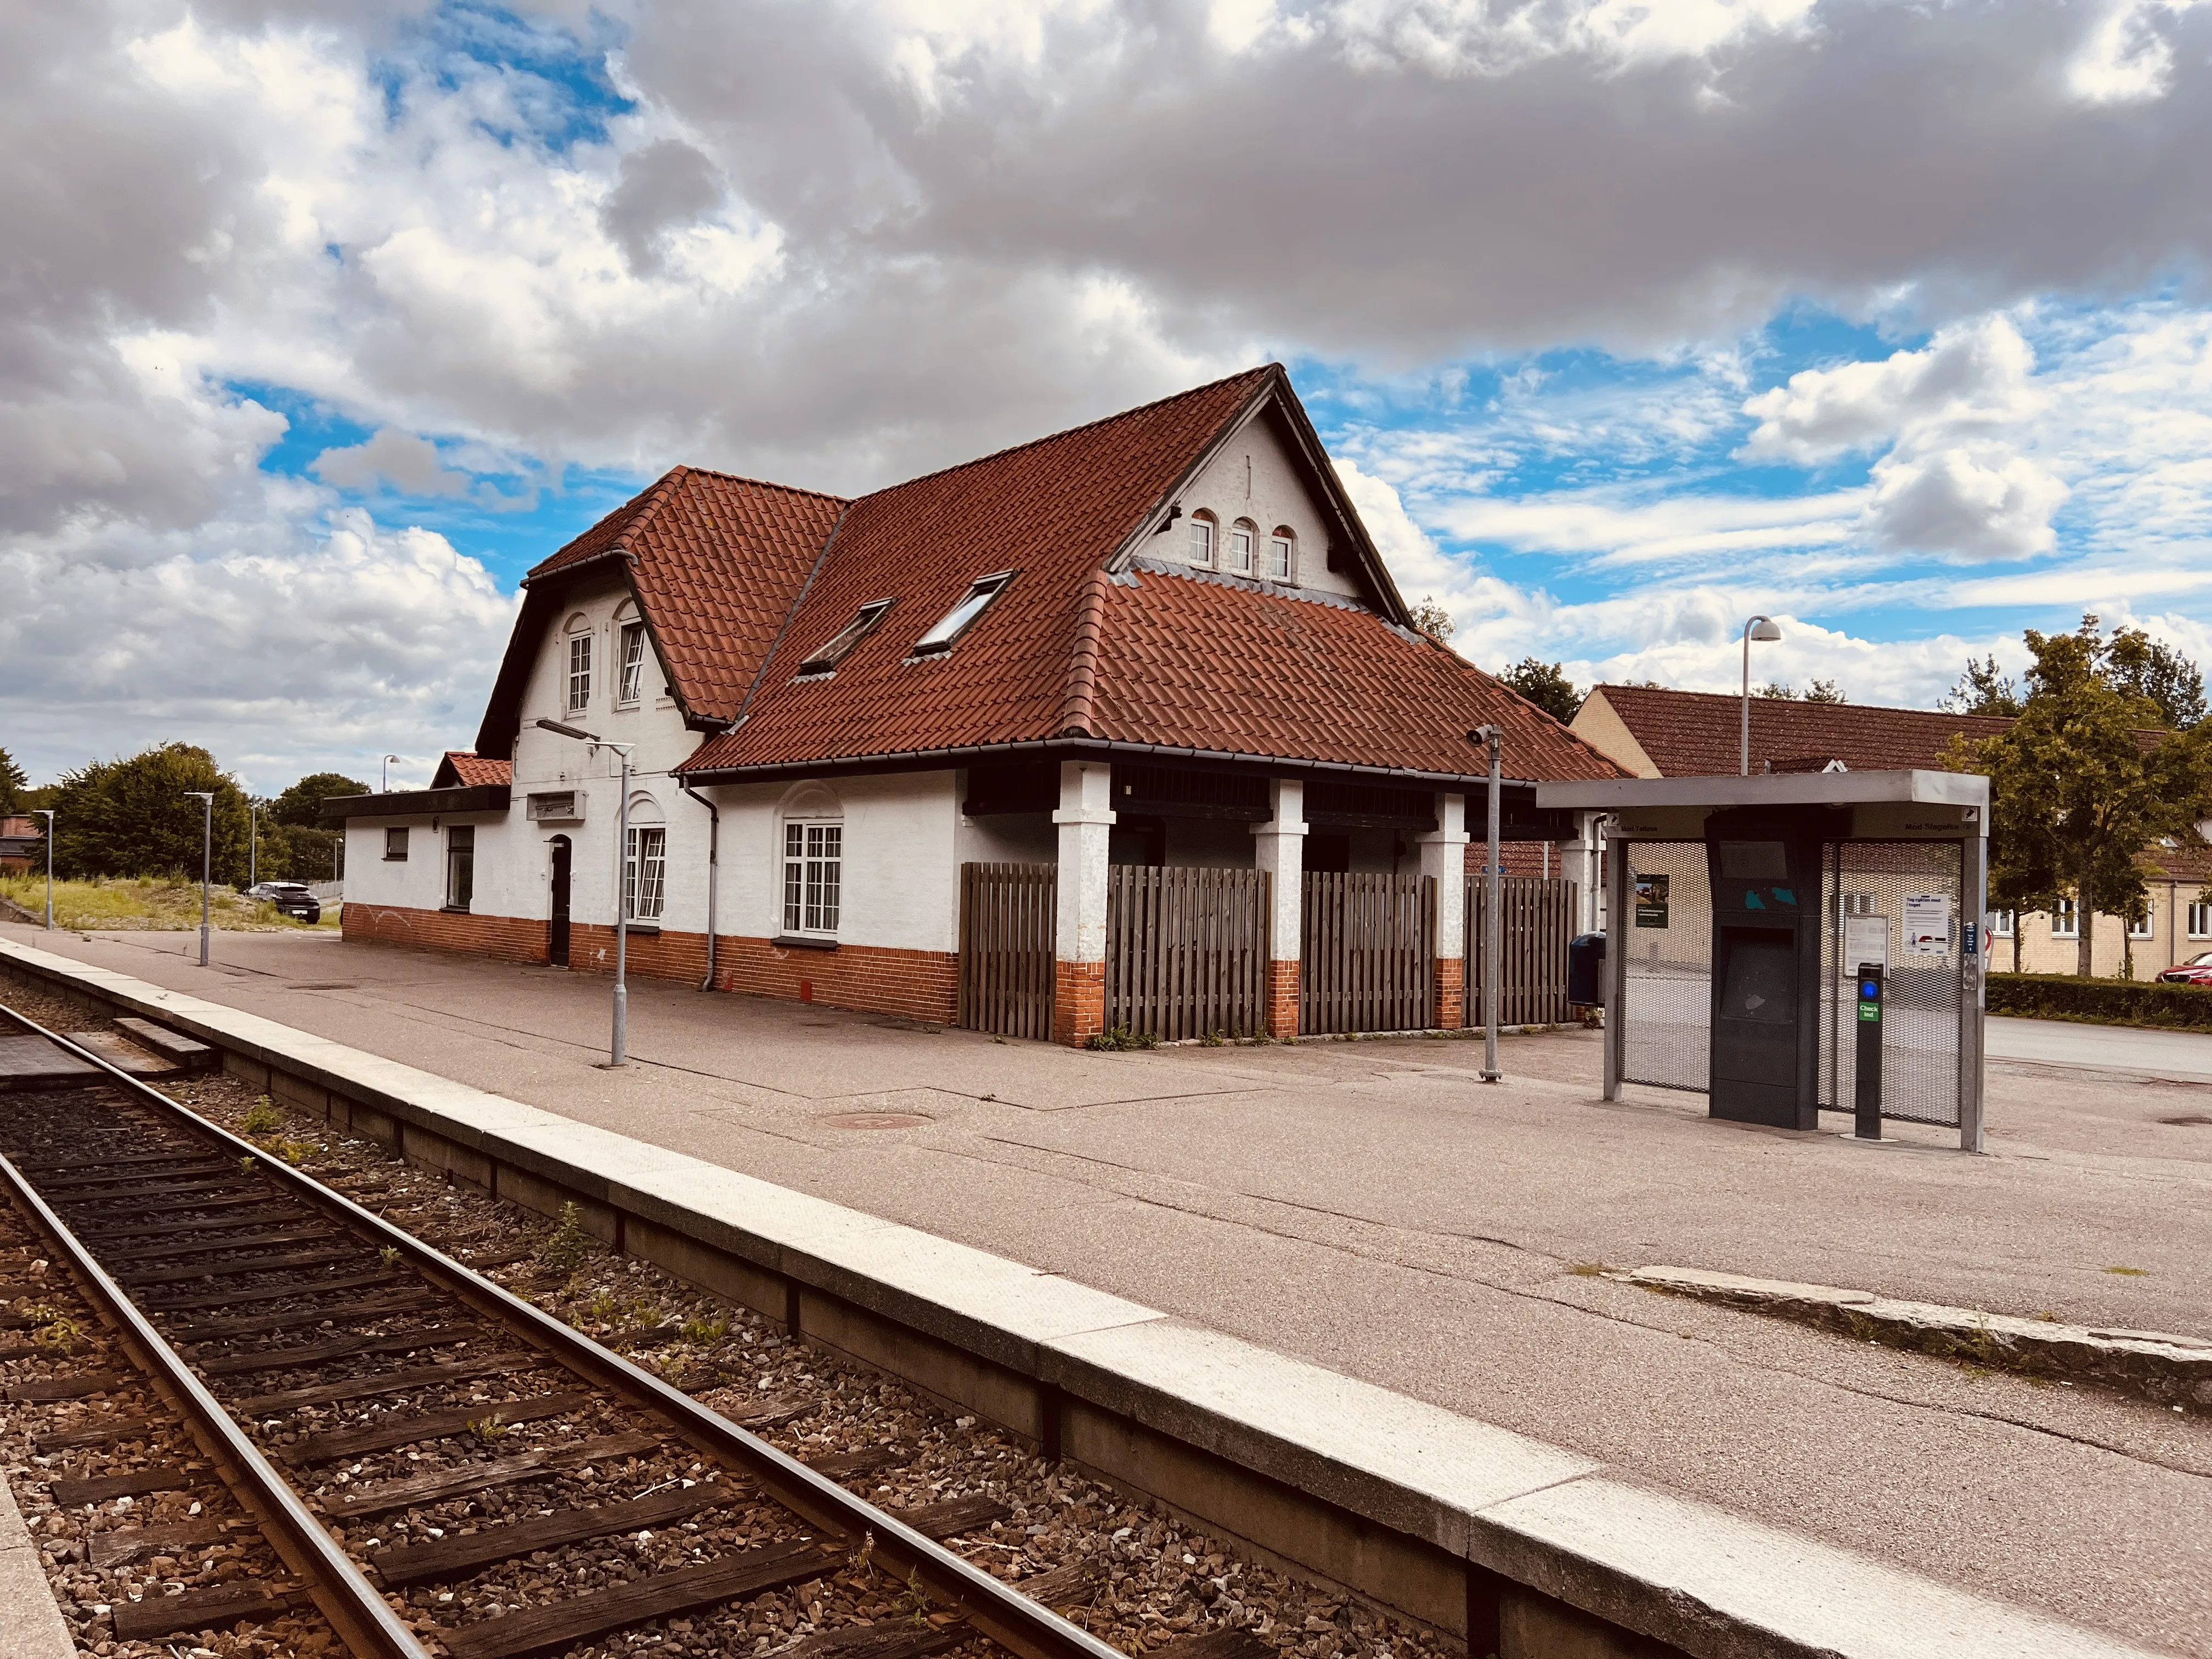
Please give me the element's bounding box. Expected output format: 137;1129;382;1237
313;429;474;496
1864;444;2068;560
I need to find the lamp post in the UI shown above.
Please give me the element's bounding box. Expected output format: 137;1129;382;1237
34;810;54;930
1474;725;1504;1083
381;754;402;793
249;801;259;890
535;719;633;1066
1740;615;1782;775
185;792;215;967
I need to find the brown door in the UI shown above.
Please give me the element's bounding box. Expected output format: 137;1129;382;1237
548;836;572;967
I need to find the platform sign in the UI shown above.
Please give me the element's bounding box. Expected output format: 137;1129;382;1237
1634;872;1670;928
1904;893;1951;956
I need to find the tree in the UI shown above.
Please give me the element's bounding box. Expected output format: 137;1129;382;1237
1499;658;1583;725
50;744;252;885
2105;626;2206;729
1756;679;1848;703
270;772;370;828
1408;596;1454;646
1946;617;2212;977
0;748;24;815
1755;681;1794;699
1943;654;2023;717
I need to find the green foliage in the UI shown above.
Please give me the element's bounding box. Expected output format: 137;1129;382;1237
538;1200;595;1274
1499;658;1583;724
0;748;25;814
2105;626;2206;729
1987;972;2212;1032
1408;596;1455;646
270;772;371;827
1084;1025;1159;1051
49;743;251;883
1943;654;2024;717
1756;679;1847;703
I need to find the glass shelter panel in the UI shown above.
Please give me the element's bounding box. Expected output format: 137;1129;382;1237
1618;841;1712;1091
1820;839;1965;1127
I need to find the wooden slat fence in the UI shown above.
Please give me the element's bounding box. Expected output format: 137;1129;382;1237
1301;873;1434;1034
1465;876;1579;1028
958;863;1056;1041
1106;867;1269;1041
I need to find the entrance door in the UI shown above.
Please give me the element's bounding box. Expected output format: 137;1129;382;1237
548;836;572;967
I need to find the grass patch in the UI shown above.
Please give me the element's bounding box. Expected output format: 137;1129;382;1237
0;874;333;933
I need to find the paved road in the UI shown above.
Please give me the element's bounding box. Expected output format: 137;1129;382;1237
5;923;2209;1656
1988;1013;2212;1080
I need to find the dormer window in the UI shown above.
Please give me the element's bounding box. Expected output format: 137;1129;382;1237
912;572;1013;656
799;599;894;677
1269;528;1295;581
1187;512;1217;568
1228;520;1257;575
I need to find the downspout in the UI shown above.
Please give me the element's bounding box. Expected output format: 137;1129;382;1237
679;778;720;991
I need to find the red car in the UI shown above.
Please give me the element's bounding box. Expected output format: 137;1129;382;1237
2157;951;2212;985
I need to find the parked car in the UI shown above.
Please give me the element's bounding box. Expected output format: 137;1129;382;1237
2157;951;2212;985
247;881;321;924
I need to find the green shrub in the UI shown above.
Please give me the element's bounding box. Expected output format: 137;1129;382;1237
1986;972;2212;1032
1084;1025;1159;1052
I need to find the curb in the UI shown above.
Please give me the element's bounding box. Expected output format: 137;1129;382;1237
1620;1265;2212;1407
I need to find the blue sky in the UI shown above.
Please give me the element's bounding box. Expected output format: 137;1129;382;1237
8;0;2212;791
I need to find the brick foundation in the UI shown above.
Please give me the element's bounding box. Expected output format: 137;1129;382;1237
1433;956;1465;1030
1265;958;1300;1040
343;902;549;965
1052;959;1107;1047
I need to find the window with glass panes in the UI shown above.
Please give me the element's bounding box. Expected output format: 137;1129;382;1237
1187;515;1215;567
2129;906;2155;939
1991;909;2014;937
618;622;647;704
624;826;667;920
783;822;842;933
567;631;592;712
445;826;474;910
2192;902;2212;939
1228;521;1256;574
1269;531;1293;580
2052;898;2077;938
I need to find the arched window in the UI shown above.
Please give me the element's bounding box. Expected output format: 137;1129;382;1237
1186;511;1217;569
624;793;667;922
564;613;593;713
778;784;843;937
1228;519;1257;575
1269;526;1296;582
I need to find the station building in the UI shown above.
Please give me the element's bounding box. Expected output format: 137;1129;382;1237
327;366;1620;1042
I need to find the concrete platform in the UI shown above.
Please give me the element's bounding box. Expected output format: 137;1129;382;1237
3;923;2209;1656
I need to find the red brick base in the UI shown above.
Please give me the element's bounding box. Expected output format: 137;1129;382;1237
1434;957;1465;1030
1265;959;1300;1040
1052;959;1107;1047
341;904;956;1025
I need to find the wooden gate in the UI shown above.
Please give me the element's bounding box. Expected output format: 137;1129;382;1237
1300;873;1434;1034
1107;867;1269;1040
1466;876;1579;1028
958;863;1056;1040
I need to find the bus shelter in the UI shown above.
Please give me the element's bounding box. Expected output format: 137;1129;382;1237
1536;770;1990;1153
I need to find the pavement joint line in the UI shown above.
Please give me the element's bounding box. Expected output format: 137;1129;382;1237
0;934;2185;1659
1621;1266;2212;1409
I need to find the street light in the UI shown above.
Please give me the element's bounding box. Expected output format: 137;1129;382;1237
33;809;54;930
249;800;259;890
1472;725;1504;1084
1740;615;1782;776
184;792;215;967
535;718;633;1066
381;754;402;793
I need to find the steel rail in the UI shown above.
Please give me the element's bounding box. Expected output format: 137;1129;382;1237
0;1143;432;1656
0;1002;1127;1659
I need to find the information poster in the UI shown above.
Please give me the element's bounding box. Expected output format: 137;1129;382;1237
1904;894;1952;956
1634;873;1670;929
1846;915;1889;973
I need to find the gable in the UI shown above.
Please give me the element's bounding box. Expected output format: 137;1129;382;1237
1155;403;1375;603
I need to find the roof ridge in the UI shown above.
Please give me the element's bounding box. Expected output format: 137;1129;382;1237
851;365;1280;505
673;465;853;506
1058;567;1113;737
1594;684;2012;723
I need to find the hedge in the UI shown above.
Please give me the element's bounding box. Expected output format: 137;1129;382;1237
1986;972;2212;1032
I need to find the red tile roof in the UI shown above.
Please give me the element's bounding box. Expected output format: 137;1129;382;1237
432;751;512;788
1588;685;2014;776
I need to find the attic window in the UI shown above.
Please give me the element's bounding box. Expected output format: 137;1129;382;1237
798;599;894;677
912;572;1014;656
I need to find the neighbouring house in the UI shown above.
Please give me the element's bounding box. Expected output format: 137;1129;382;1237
0;815;43;875
328;366;1623;1042
1572;683;2209;979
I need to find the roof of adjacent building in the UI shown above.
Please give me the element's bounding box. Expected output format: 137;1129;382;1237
431;752;513;789
476;365;1623;788
1576;684;2015;778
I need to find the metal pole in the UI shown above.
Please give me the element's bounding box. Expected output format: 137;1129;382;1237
249;803;258;889
382;754;400;793
1741;622;1753;776
1602;818;1627;1102
1480;726;1503;1083
185;791;215;966
611;746;630;1067
36;810;54;929
1959;822;1989;1153
679;778;720;991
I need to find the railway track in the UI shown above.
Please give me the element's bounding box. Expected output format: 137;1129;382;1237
0;1003;1139;1659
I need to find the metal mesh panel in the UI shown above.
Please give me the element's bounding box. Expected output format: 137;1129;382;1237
1821;840;1964;1126
1618;842;1712;1091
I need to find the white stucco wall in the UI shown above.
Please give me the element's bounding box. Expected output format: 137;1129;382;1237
1170;410;1361;600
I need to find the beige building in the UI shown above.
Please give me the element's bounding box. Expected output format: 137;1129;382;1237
1571;684;2209;980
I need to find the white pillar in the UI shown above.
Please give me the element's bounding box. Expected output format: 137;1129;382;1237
1250;778;1305;1038
1052;759;1115;1043
1418;793;1470;1028
1565;810;1604;935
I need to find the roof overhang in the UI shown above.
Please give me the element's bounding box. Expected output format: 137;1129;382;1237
321;785;511;821
1534;769;1989;812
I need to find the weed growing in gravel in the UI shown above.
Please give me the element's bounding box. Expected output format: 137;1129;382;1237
1200;1030;1226;1047
890;1566;933;1624
379;1245;400;1267
1085;1025;1159;1052
681;1315;729;1345
241;1096;283;1136
538;1201;595;1275
467;1413;509;1442
238;1154;258;1174
589;1289;622;1323
32;1315;82;1355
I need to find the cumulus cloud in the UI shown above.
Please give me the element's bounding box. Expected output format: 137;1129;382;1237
1864;445;2068;560
313;429;474;496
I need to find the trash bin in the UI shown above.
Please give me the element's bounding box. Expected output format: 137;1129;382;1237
1567;932;1606;1007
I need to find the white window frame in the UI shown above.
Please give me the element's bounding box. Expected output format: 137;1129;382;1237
445;825;475;911
617;620;647;707
2190;901;2212;940
782;820;842;935
566;624;592;713
799;599;894;676
1187;513;1216;569
1228;520;1257;575
2129;906;2155;940
1269;529;1294;581
624;824;667;921
2051;898;2077;939
1991;909;2014;938
912;572;1014;656
383;827;409;862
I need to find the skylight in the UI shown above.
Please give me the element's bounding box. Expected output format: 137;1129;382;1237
798;599;894;676
912;571;1014;655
